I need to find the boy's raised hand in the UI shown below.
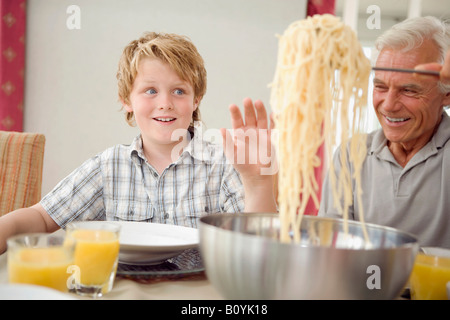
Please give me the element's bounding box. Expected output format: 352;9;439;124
221;97;278;212
221;97;277;179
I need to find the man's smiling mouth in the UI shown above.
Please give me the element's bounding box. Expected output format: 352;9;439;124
385;116;411;123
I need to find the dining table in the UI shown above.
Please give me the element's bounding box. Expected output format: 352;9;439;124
0;245;223;300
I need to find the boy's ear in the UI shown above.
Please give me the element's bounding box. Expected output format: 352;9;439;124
120;98;133;112
123;104;133;112
194;97;200;110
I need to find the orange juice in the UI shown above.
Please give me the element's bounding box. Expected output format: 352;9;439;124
410;253;450;300
71;229;120;286
8;246;74;292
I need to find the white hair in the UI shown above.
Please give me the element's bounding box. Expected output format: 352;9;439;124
374;16;450;93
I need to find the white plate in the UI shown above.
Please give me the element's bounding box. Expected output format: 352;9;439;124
420;247;450;258
111;221;199;265
447;282;450;300
0;284;77;300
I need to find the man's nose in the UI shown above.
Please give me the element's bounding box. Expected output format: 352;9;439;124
381;89;402;112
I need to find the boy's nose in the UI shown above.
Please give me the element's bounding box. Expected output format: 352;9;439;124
158;104;174;110
157;94;174;110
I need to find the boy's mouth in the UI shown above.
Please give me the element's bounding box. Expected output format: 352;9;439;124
154;117;176;122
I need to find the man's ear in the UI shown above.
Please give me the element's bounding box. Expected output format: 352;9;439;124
444;91;450;106
443;90;450;108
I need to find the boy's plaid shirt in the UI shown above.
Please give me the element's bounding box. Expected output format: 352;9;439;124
41;124;244;228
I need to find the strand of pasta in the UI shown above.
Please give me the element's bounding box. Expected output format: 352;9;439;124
270;15;371;243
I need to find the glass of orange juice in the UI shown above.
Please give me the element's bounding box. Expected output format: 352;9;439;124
65;221;120;298
7;233;75;292
410;253;450;300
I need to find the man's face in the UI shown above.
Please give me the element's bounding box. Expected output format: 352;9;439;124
373;40;450;151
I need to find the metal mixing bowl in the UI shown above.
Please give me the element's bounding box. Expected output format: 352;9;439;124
198;213;418;299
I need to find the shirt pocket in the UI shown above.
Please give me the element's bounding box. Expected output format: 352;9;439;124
176;197;219;228
111;200;154;222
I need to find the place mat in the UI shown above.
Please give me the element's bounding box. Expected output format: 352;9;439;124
116;248;205;283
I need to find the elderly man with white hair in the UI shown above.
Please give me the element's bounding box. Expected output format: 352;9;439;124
319;16;450;248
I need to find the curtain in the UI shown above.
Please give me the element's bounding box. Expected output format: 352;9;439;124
0;0;26;131
304;0;335;215
307;0;335;16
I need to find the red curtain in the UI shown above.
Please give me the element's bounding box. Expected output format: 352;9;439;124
307;0;335;16
304;0;335;215
0;0;26;132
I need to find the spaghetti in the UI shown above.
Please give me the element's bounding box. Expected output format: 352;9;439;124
270;14;371;243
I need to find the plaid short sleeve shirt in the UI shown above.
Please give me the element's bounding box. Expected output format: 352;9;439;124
40;123;245;228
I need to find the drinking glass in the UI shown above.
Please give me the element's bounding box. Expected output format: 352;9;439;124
65;221;120;298
410;252;450;300
7;233;75;292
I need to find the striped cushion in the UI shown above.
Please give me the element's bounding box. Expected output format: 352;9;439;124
0;131;45;216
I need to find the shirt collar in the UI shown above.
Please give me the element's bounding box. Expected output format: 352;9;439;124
433;111;450;149
129;121;216;165
180;121;217;163
370;111;450;157
129;135;146;166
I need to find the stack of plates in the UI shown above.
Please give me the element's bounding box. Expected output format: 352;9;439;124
109;221;204;278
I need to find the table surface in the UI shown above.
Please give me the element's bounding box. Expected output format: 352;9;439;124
0;250;224;300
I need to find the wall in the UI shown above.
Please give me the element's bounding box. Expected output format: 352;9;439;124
336;0;450;46
24;0;307;195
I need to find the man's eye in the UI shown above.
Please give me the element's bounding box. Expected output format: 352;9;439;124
374;85;387;91
402;88;418;96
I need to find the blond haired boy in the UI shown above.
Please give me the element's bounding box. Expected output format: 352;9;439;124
0;32;276;253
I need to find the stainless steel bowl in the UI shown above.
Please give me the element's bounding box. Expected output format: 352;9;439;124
199;213;419;300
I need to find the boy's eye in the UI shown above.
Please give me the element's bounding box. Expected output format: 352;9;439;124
146;88;157;94
174;89;184;95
